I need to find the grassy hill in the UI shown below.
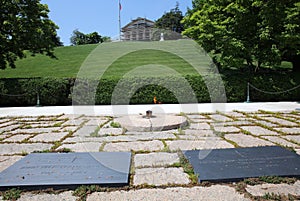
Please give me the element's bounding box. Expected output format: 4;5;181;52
0;44;98;78
0;40;211;78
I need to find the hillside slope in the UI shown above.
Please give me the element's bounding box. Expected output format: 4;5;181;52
0;40;211;78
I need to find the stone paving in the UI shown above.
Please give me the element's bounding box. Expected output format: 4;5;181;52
0;110;299;200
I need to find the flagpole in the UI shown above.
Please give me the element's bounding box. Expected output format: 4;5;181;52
119;0;121;41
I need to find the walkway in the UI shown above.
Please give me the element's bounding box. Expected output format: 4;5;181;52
0;102;299;200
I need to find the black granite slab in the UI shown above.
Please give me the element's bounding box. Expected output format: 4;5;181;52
0;152;131;189
184;146;300;183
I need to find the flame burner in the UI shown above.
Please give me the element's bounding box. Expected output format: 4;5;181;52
146;110;152;119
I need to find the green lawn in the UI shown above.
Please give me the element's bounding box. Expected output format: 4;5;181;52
0;44;98;78
0;40;211;79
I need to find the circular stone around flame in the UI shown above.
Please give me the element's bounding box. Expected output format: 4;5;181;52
114;114;188;132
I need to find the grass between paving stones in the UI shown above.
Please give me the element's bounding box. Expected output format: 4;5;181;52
89;126;101;137
89;118;112;137
98;141;107;152
21;151;28;156
161;140;172;152
216;111;238;121
173;151;198;184
32;147;72;153
234;177;299;201
1;188;21;201
222;137;240;148
244;176;297;185
261;192;299;201
110;121;121;128
177;127;185;135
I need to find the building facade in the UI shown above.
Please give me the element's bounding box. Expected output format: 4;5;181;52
122;17;155;41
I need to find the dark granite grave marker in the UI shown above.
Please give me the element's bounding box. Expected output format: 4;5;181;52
0;152;131;189
184;146;300;183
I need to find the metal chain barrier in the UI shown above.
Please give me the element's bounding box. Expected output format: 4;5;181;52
0;91;29;97
0;88;41;106
246;82;300;103
249;83;300;95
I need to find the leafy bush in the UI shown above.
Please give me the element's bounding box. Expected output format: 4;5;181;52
0;72;299;106
0;78;70;106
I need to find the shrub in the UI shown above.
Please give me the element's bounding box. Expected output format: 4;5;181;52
0;78;70;106
0;71;299;106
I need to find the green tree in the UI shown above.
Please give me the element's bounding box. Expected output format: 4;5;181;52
70;30;103;45
183;0;300;72
155;2;184;33
0;0;61;69
102;36;111;43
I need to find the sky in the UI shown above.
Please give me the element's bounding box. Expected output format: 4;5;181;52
41;0;193;45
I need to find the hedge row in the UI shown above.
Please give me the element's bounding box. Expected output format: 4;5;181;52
0;72;299;106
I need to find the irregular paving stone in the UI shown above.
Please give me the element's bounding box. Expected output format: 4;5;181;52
3;134;32;142
135;152;179;168
61;126;78;132
0;118;10;124
178;135;221;141
254;120;278;128
225;112;246;117
15;117;38;122
0;121;18;128
0;143;52;155
213;126;240;133
0;124;21;133
209;114;233;122
263;117;298;126
62;137;104;143
73;125;98;137
261;136;299;148
28;123;55;128
102;133;176;142
18;191;77;201
12;127;58;134
225;134;275;147
236;118;257;122
62;119;86;126
98;128;124;136
87;186;250;201
133;167;190;186
0;156;23;172
29;132;69;142
0;134;11;139
186;114;208;119
85;119;107;126
246;181;300;196
274;127;300;134
222;121;253;126
240;126;278;136
189;123;210;130
103;140;164;152
58;142;101;152
184;129;216;137
191;119;213;123
37;116;60;121
281;135;300;144
57;114;82;120
166;140;234;151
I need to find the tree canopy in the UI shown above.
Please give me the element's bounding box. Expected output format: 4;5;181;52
0;0;61;69
155;2;184;33
70;30;103;46
183;0;300;71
